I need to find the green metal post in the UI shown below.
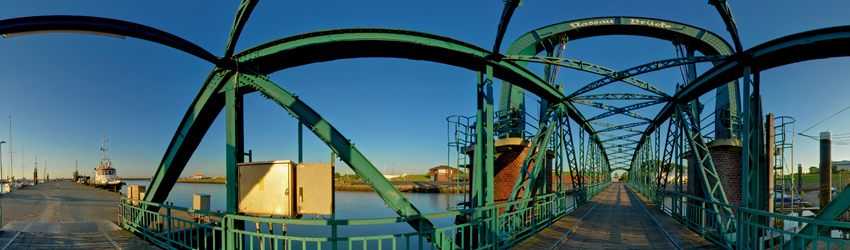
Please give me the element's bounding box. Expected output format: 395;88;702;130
674;119;682;216
236;72;449;248
298;121;303;164
225;75;245;249
485;66;495;207
742;65;767;248
473;71;485;210
226;86;244;215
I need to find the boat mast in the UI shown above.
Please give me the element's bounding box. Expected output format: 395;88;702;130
101;128;107;163
8;116;10;181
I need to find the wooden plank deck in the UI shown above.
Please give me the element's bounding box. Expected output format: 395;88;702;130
513;182;719;249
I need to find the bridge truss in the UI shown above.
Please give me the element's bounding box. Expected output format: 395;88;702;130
4;0;850;249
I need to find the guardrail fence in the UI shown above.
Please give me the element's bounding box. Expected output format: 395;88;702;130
119;182;609;250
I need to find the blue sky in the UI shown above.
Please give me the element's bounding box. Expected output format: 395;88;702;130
0;1;848;179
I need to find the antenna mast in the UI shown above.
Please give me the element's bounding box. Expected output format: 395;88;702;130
102;128;106;161
8;116;10;181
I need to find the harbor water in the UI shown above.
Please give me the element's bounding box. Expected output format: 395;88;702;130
121;180;461;248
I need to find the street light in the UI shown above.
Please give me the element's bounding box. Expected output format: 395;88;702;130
0;141;5;183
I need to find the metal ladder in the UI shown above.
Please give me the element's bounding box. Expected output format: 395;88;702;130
446;115;473;210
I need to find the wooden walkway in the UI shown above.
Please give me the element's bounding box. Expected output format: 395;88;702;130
513;182;719;249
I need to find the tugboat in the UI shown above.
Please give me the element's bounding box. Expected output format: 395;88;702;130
92;131;123;192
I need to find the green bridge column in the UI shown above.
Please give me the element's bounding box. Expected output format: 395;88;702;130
234;72;451;248
225;82;245;215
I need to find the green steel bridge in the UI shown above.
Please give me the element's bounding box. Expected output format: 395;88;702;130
3;1;850;249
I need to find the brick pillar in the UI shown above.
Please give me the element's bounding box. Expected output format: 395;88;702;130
687;139;742;206
469;138;554;213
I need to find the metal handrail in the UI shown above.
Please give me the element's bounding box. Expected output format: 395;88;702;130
630;181;850;249
121;182;612;249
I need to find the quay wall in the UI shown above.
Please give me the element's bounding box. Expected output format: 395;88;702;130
125;178;468;193
335;182;468;193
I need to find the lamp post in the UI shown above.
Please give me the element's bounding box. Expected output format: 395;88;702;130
0;141;5;182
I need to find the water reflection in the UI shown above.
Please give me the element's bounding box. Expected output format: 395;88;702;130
122;180;460;249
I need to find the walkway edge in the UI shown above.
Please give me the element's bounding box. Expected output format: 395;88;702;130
625;184;720;249
509;184;613;249
548;186;614;250
624;184;683;250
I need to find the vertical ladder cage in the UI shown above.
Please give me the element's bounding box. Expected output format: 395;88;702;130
447;115;473;210
773;116;797;215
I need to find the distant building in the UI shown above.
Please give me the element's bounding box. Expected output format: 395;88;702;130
429;165;460;181
834;160;850;171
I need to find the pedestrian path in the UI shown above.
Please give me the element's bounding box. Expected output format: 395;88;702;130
513;182;718;249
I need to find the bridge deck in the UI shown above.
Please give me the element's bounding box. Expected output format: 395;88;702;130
513;182;718;249
0;181;161;249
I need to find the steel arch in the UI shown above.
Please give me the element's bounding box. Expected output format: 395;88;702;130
234;28;564;102
0;15;220;64
505;16;734;60
229;27;610;161
638;25;850;151
504;16;736;174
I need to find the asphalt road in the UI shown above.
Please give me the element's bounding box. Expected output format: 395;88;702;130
0;181;124;226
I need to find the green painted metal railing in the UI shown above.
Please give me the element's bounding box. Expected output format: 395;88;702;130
120;198;227;249
120;182;610;250
630;182;850;249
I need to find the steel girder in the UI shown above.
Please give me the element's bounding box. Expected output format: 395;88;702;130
638;25;850;157
234;28;564;103
224;77;245;217
223;0;259;59
0;15;220;64
598;132;642;139
739;66;771;248
501;19;733;171
574;93;665;100
230;27;612;172
146;69;230;205
502;17;735;134
656;115;678;189
602;141;637;147
605;146;636;153
473;67;496;210
504;55;668;98
573;99;663;122
708;0;743;52
505;17;733;58
223;28;612;245
506;106;557;209
676;103;735;239
591;121;648;133
560;109;582;189
492;0;521;53
608;155;632;162
235;72;448;245
231;28;610;145
568;56;727;98
600;136;640;144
